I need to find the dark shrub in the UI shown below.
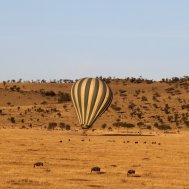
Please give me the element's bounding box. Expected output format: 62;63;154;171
59;122;66;129
182;104;189;110
57;92;71;103
41;101;48;105
147;125;152;129
10;117;16;123
155;124;171;130
111;104;121;111
66;125;71;130
137;122;144;127
113;122;135;128
141;96;148;101
128;102;136;109
48;122;57;130
41;90;56;97
184;121;189;127
108;127;112;131
101;123;107;129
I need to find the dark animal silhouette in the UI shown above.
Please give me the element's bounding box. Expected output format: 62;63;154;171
127;141;130;143
144;141;147;144
152;142;156;144
68;139;71;141
127;169;135;176
59;140;62;143
135;141;138;144
34;162;43;168
91;166;100;173
158;143;161;145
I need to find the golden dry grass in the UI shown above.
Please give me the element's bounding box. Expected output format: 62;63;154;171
0;129;188;189
0;80;189;188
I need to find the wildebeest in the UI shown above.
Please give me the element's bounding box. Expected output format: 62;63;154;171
144;141;147;144
127;141;130;143
91;166;100;173
34;162;43;168
68;139;71;141
127;169;135;176
59;140;62;143
152;142;156;144
135;141;138;144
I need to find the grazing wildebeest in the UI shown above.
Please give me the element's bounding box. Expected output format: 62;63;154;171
127;141;130;143
123;141;125;143
152;142;156;144
135;141;138;144
59;140;62;143
81;139;85;142
91;166;100;173
89;139;90;142
34;162;43;168
158;143;161;145
68;139;71;141
144;141;147;144
127;169;135;176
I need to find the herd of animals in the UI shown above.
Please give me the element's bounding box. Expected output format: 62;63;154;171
33;138;161;178
33;162;137;177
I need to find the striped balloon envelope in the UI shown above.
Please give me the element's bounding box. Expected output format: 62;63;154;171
71;78;113;129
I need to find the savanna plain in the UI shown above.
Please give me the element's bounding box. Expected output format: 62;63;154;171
0;78;189;189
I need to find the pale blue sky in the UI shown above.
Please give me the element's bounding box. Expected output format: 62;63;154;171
0;0;189;81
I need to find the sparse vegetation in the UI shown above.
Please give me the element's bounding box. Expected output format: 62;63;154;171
111;104;121;111
57;92;71;103
101;123;107;129
48;122;57;130
0;77;189;131
113;122;135;128
10;117;16;124
154;124;171;130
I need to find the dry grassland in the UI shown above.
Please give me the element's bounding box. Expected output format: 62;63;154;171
0;129;188;189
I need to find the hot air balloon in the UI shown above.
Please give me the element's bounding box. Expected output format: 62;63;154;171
71;78;113;129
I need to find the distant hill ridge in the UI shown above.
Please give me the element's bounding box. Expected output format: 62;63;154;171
0;77;189;131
